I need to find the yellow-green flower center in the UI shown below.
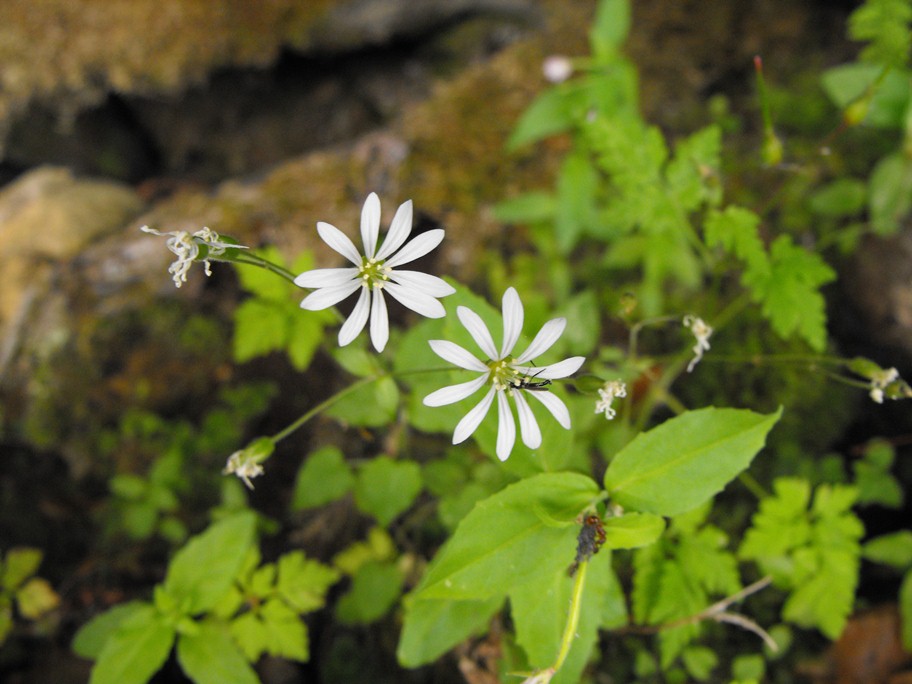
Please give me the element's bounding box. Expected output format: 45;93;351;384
488;358;522;392
359;257;391;290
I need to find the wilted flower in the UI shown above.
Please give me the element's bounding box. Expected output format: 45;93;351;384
294;193;455;352
223;450;265;490
683;315;713;372
869;367;900;404
141;225;246;288
595;380;627;420
423;287;585;461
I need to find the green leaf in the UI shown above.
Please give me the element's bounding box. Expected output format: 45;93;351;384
353;456;422;526
809;178;867;217
510;548;618;684
325;375;399;428
336;561;403;624
2;548;42;590
590;0;631;60
849;0;912;67
73;602;147;660
397;596;503;667
506;86;579;150
555;149;599;252
682;645;718;681
234;246;294;301
233;299;289;363
163;513;256;615
901;570;912;650
821;63;911;128
259;599;309;661
412;472;600;601
753;236;836;351
89;605;175;684
604;407;782;516
869;152;912;235
704;206;770;282
15;577;59;619
276;551;340;614
286;308;330;370
176;620;259;684
493;192;556;224
782;548;859;638
602;512;665;550
862;531;912;568
291;446;354;510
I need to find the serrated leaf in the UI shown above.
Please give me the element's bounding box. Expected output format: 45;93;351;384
782;548;858;638
260;599;309;661
764;237;837;349
413;473;599;602
176;620;258;684
397;596;503;667
292;446;354;511
277;551;340;614
353;456;422;526
73;602;147;660
234;246;293;301
89;605;174;684
336;561;403;624
604;407;781;516
233;299;290;363
286;309;329;370
163;513;256;615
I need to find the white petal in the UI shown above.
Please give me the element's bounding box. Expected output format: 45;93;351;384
527;391;572;429
428;340;488;372
375;200;413;261
317;222;362;266
384;282;446;318
388;270;455;297
300;280;361;310
495;390;516;461
526;356;586;380
500;287;524;358
369;288;389;352
457;306;499;360
384;229;445;268
361;192;381;258
515;318;566;364
338;288;371;346
294;267;358;289
513;391;542;450
452;387;496;445
423;373;489;406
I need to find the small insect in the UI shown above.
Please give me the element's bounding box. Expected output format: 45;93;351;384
511;368;552;391
567;514;607;577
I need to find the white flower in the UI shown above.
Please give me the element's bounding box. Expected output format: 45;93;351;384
223;450;265;490
141;225;246;288
542;55;573;83
423;287;585;461
869;367;899;404
595;380;627;420
683;314;713;373
294;193;455;352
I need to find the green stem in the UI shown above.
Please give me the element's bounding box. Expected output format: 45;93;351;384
553;559;589;674
269;365;458;445
224;250;298;283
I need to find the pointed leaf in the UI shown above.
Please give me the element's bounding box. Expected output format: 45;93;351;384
176;620;258;684
89;605;174;684
605;407;781;516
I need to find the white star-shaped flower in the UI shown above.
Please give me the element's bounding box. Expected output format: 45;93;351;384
423;287;585;461
294;193;455;352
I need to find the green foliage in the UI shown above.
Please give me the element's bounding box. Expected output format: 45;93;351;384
632;505;741;667
233;247;333;370
739;479;864;639
353;456;422;525
0;548;59;646
604;407;782;516
849;0;912;67
704;208;836;350
291;445;354;510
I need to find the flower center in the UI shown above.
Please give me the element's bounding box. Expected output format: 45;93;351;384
359;257;392;290
488;358;523;393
